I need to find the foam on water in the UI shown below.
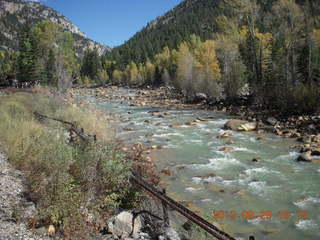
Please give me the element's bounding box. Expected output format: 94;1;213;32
190;156;242;170
233;147;258;153
293;197;320;208
207;157;242;170
295;220;318;231
210;119;227;125
194;176;239;186
192;177;203;184
247;181;280;197
276;151;300;160
186;139;203;144
163;143;179;149
153;132;184;138
244;167;280;176
185;187;201;192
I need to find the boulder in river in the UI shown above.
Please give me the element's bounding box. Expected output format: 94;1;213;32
176;164;187;169
224;119;257;131
219;147;234;152
216;132;233;139
297;151;312;162
160;168;173;176
252;157;262;162
184;121;197;126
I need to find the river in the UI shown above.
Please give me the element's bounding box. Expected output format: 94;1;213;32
77;88;320;240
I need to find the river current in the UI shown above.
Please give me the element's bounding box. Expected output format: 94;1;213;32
78;88;320;240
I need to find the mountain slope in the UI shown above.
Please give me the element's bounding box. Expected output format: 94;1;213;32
0;0;110;56
107;0;223;67
107;0;320;68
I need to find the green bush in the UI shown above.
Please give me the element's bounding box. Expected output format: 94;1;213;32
0;89;138;238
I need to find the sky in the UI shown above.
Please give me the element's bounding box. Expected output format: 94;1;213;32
32;0;183;48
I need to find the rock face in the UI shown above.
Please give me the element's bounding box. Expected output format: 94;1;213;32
224;120;257;131
107;211;142;238
0;0;110;56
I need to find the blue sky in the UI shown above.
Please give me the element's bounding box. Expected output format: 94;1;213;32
32;0;183;47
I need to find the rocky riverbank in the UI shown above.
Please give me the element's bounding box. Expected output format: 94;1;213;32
0;150;51;240
0;88;192;240
69;85;320;163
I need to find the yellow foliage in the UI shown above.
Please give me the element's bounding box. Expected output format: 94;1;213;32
125;61;139;84
194;40;221;81
112;69;123;83
312;29;320;46
155;46;172;70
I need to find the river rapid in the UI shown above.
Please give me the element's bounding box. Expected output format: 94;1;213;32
77;88;320;240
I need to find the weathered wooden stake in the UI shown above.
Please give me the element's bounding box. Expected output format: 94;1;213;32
162;188;169;226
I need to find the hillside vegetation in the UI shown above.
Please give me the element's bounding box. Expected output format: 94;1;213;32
1;0;320;117
0;88;141;238
98;0;320;115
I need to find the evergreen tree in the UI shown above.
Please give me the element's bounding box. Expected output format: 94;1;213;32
17;26;34;84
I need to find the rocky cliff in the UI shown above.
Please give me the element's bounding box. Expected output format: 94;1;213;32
0;0;110;56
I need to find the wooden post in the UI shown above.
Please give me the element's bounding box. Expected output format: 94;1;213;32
162;188;169;226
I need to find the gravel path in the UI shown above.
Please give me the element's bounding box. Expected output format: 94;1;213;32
0;151;51;240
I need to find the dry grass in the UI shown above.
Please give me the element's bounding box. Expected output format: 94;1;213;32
0;88;139;238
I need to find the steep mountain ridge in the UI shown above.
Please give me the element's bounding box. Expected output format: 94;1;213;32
0;0;110;56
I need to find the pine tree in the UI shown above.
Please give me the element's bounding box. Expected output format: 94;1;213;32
17;26;34;85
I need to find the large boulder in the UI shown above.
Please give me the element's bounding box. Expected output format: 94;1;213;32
108;211;142;238
297;151;312;162
266;117;278;126
224;120;257;131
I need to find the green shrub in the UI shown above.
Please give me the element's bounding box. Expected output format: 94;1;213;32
0;89;138;237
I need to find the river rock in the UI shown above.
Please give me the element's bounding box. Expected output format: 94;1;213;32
311;148;320;156
225;140;235;145
297;151;312;162
160;168;173;176
47;225;55;237
252;157;262;162
108;211;142;238
219;147;234;152
216;132;233;139
224;120;257;131
123;127;134;131
266;117;278;126
184;121;197;126
176;165;187;169
151;145;161;150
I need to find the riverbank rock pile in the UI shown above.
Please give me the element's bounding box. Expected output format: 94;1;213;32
70;86;195;110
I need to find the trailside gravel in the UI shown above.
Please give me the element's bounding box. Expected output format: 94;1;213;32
0;151;51;240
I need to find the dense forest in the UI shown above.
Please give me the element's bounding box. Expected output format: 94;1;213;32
1;20;78;90
102;0;320;115
1;0;320;115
